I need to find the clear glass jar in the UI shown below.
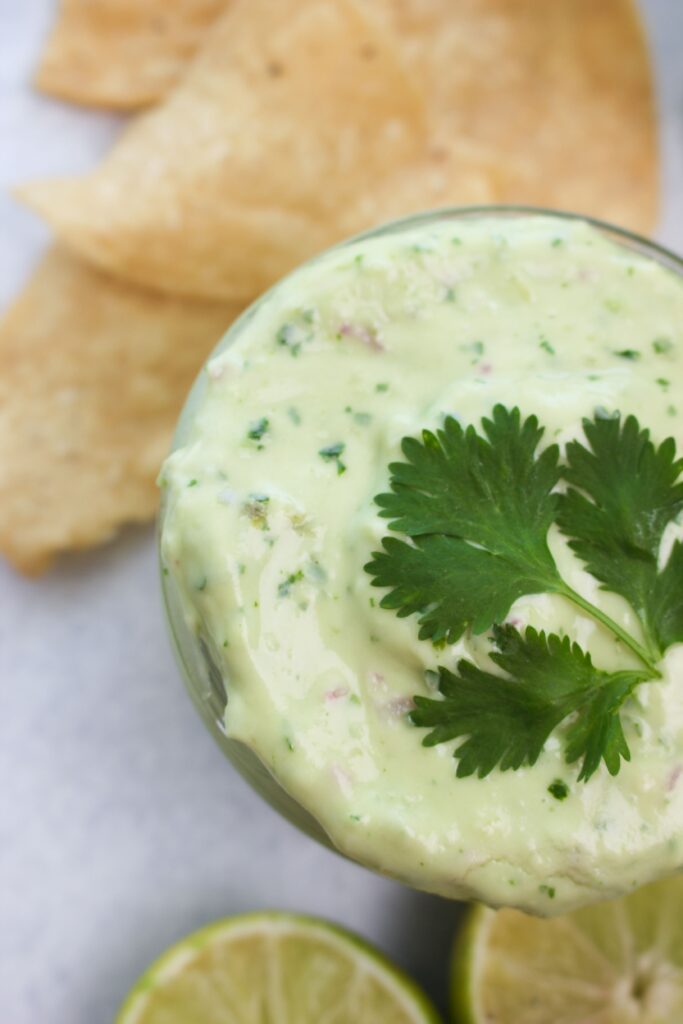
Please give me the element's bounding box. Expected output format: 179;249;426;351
159;205;683;857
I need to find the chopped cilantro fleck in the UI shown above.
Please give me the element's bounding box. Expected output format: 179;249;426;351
551;238;564;247
319;442;347;475
247;417;269;445
657;378;670;391
539;338;556;355
614;349;641;360
319;442;345;458
187;478;198;487
375;382;390;393
539;885;556;899
276;313;316;356
278;570;304;597
653;337;674;355
287;406;302;425
548;780;569;801
276;323;301;356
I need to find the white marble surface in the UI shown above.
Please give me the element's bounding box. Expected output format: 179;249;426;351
1;2;682;1020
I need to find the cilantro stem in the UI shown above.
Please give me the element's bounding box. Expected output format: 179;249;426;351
558;584;660;677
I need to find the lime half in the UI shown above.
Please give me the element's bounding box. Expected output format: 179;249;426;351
117;911;441;1024
452;875;683;1023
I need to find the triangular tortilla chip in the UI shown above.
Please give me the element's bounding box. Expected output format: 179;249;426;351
19;0;427;303
0;248;238;574
20;0;657;305
35;0;228;109
371;0;657;231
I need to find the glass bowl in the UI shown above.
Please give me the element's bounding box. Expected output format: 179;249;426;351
159;205;683;856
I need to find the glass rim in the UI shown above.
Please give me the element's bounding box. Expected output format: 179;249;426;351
341;203;683;273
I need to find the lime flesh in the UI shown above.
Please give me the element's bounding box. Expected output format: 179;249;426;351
452;875;683;1023
117;911;442;1024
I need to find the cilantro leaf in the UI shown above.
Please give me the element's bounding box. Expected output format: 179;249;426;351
365;535;558;643
365;406;563;643
556;412;683;656
640;541;683;654
563;673;639;781
411;625;647;781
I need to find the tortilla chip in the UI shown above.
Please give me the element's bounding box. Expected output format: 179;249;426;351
35;0;228;109
19;0;427;303
20;0;656;305
371;0;657;231
346;138;497;228
0;248;238;574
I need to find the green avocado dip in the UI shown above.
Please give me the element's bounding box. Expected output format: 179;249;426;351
160;212;683;915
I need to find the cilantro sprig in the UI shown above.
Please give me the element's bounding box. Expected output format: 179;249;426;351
366;406;682;781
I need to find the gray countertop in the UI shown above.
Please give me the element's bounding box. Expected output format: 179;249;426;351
1;2;682;1019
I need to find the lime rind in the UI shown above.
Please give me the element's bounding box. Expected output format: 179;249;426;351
450;904;495;1024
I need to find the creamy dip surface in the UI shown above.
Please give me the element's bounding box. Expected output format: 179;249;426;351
160;213;683;914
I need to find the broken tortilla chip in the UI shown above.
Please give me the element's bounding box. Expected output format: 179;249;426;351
370;0;657;231
35;0;228;109
20;0;427;303
0;248;238;574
